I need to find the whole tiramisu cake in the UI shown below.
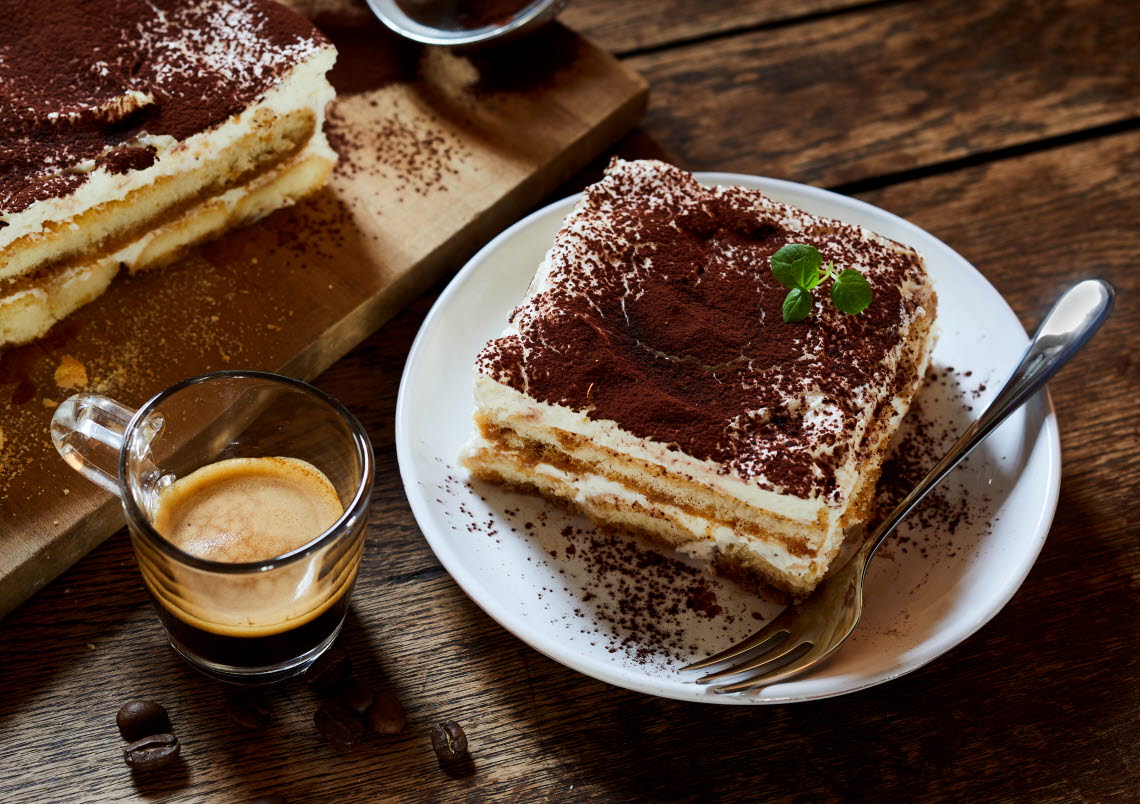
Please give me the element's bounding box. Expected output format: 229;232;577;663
0;0;337;346
462;159;937;598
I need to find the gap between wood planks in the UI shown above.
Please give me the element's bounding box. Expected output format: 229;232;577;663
610;0;909;59
826;116;1140;196
606;1;1140;197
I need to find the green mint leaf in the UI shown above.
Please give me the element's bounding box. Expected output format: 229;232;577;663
770;244;822;290
831;269;873;314
782;287;813;322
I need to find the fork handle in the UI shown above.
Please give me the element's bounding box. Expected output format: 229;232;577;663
859;279;1114;570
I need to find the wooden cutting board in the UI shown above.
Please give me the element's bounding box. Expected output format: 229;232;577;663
0;17;647;618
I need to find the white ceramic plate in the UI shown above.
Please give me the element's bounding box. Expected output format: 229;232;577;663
395;174;1061;704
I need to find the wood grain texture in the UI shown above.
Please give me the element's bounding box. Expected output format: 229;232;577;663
1;115;1135;802
627;0;1140;185
561;0;873;54
0;21;647;618
3;1;1138;801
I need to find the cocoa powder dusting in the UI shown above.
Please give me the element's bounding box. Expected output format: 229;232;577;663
304;4;467;200
436;466;777;668
326;104;464;199
95;146;157;175
477;160;936;500
0;0;327;213
552;528;727;664
870;366;994;562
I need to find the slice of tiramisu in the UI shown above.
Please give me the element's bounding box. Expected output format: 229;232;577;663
462;159;937;598
0;0;338;346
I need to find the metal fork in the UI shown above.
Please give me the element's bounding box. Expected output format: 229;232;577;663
682;279;1114;694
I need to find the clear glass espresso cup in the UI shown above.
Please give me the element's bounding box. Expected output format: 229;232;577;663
50;371;374;684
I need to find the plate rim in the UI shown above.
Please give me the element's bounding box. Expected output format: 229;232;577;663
395;173;1062;704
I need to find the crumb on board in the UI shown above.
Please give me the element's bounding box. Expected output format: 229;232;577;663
54;355;89;390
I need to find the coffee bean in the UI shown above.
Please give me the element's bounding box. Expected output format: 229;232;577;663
314;701;364;750
304;646;351;690
225;692;272;730
123;733;180;771
430;720;468;762
366;688;407;735
339;678;375;717
116;700;171;742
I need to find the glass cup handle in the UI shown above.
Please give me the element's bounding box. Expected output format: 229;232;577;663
51;393;139;499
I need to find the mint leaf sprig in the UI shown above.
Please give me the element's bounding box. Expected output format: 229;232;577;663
769;243;872;322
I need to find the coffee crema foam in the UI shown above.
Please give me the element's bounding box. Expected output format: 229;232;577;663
153;456;344;562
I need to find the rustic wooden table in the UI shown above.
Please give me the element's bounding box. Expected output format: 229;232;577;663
2;1;1137;801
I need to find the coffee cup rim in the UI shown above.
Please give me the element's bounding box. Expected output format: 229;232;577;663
119;370;374;573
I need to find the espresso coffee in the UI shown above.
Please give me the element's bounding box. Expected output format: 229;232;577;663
138;456;360;676
153;456;343;562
